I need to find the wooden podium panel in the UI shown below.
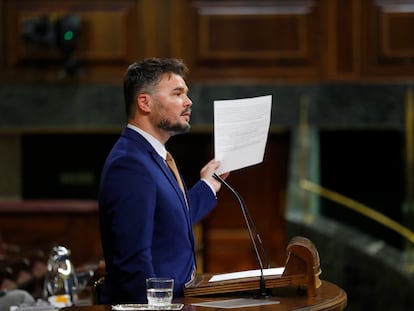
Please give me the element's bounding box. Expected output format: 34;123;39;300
184;236;322;298
183;281;346;311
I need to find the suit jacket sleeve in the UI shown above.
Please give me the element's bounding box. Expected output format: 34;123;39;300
188;180;217;223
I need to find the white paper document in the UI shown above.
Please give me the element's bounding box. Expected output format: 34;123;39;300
214;95;272;175
208;267;285;283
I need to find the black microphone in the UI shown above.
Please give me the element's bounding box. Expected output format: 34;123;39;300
213;173;271;298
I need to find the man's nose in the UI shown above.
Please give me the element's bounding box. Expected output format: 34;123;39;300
185;95;193;106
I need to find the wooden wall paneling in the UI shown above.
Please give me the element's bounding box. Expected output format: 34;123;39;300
382;12;414;57
323;0;361;80
3;0;138;82
361;0;414;79
136;0;160;58
169;0;191;60
136;0;179;58
187;0;322;82
203;131;290;273
76;11;128;61
198;11;309;60
0;201;102;266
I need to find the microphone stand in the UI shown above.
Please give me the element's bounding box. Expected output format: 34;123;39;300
213;173;270;299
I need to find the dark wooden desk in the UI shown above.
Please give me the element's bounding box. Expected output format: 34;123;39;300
64;281;346;311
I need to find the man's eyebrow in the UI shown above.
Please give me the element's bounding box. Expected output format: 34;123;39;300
172;86;188;93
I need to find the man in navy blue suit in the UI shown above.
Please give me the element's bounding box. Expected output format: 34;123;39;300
98;58;229;304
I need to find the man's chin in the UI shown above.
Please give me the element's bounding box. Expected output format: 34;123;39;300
178;125;191;135
168;124;191;136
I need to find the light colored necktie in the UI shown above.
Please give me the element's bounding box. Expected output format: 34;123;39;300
166;152;195;279
166;151;188;207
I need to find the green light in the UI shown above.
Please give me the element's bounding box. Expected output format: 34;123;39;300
64;31;74;41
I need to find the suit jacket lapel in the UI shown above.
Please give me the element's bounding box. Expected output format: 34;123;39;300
153;152;190;212
150;149;195;251
122;127;190;214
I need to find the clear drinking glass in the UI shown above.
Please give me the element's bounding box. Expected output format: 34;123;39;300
146;278;174;307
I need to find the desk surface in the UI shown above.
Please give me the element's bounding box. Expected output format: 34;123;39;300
65;280;346;311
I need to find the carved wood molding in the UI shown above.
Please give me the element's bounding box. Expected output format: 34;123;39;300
191;0;316;61
359;0;414;77
375;0;414;57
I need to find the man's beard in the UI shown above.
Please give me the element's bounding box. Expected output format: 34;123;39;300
158;119;191;136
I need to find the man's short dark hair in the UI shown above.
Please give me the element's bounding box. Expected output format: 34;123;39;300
123;58;189;119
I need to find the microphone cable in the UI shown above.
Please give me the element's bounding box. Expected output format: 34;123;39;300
213;173;271;298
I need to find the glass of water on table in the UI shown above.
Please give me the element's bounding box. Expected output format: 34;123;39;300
146;278;174;308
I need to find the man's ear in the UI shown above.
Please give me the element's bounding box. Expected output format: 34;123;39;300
137;94;151;112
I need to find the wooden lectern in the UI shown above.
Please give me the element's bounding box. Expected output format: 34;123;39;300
59;236;346;311
184;236;322;297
